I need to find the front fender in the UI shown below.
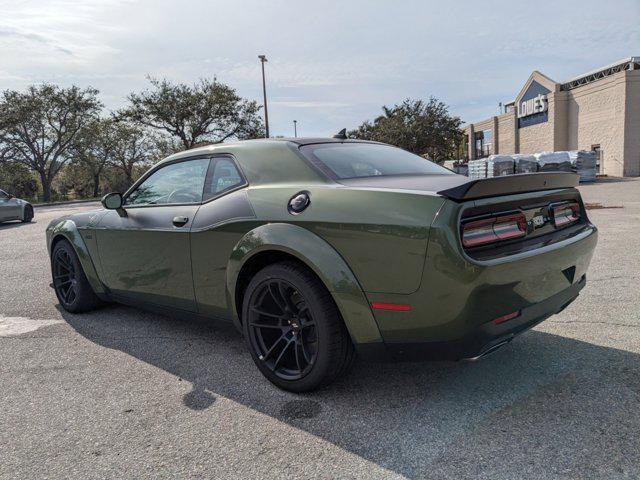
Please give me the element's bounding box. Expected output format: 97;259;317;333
47;219;107;297
19;201;30;218
226;223;383;346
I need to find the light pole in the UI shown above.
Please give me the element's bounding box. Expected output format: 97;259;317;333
293;120;297;138
258;55;269;138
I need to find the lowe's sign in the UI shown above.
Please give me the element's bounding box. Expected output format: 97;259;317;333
517;81;551;128
518;94;547;118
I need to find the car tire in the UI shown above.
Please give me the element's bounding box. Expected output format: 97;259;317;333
51;239;102;313
242;261;355;392
21;204;33;222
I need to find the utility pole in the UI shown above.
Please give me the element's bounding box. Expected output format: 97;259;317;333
258;55;269;138
293;120;297;138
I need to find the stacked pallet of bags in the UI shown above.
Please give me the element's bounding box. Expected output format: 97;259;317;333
468;159;487;179
535;151;572;172
512;154;538;174
486;155;515;177
568;150;597;182
455;164;469;176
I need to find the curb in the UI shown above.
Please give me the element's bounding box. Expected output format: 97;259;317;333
33;198;100;208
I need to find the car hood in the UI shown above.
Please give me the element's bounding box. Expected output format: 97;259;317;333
47;209;107;230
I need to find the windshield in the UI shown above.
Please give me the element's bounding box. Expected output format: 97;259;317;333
300;143;452;180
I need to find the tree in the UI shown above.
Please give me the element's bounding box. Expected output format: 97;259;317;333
0;161;38;200
121;77;264;150
54;161;96;200
107;122;158;186
349;97;463;163
70;118;119;197
0;84;102;201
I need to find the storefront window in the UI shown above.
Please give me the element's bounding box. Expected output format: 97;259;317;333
591;145;602;173
474;129;493;158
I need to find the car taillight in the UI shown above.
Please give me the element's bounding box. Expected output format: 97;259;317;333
461;213;527;248
551;202;581;228
493;310;520;325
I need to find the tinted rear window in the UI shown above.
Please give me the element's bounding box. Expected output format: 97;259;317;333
300;143;452;179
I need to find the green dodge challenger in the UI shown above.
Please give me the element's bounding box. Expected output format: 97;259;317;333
46;138;597;391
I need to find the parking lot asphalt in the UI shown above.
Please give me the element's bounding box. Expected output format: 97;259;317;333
1;178;639;479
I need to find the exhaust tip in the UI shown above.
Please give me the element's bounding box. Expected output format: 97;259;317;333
463;338;512;361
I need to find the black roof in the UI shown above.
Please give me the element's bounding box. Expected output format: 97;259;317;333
260;137;381;146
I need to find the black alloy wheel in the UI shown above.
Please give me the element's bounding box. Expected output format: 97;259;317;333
22;204;33;222
242;261;355;392
247;279;318;380
53;247;78;307
51;240;102;313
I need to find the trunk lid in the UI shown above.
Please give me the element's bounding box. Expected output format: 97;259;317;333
437;172;579;202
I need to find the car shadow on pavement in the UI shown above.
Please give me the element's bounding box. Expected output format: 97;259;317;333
60;304;640;479
0;221;34;230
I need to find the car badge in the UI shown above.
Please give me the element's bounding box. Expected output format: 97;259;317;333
531;215;545;228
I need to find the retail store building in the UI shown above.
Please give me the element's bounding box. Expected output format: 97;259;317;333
464;57;640;176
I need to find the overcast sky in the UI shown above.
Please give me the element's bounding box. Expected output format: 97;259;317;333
1;0;638;137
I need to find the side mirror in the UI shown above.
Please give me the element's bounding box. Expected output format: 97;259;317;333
102;192;122;209
101;192;126;216
7;193;14;199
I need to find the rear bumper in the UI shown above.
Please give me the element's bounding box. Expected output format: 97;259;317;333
367;216;596;339
357;274;585;361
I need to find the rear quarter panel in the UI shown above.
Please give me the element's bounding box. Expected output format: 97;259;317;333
247;185;445;294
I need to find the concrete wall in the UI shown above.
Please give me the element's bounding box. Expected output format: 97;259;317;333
552;91;569;151
473;118;494;134
624;70;640;177
518;92;555;154
564;70;627;177
497;111;517;154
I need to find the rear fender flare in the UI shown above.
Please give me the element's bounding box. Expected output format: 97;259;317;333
226;223;382;345
48;220;107;296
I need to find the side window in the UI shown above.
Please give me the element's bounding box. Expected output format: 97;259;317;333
125;158;210;206
203;158;245;201
0;190;8;201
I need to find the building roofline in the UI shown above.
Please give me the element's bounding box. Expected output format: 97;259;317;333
561;56;640;84
514;70;558;104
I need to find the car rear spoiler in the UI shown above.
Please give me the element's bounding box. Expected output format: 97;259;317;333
437;172;580;202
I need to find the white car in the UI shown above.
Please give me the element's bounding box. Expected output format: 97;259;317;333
0;189;33;223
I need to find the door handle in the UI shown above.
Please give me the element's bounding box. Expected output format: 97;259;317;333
172;216;189;227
